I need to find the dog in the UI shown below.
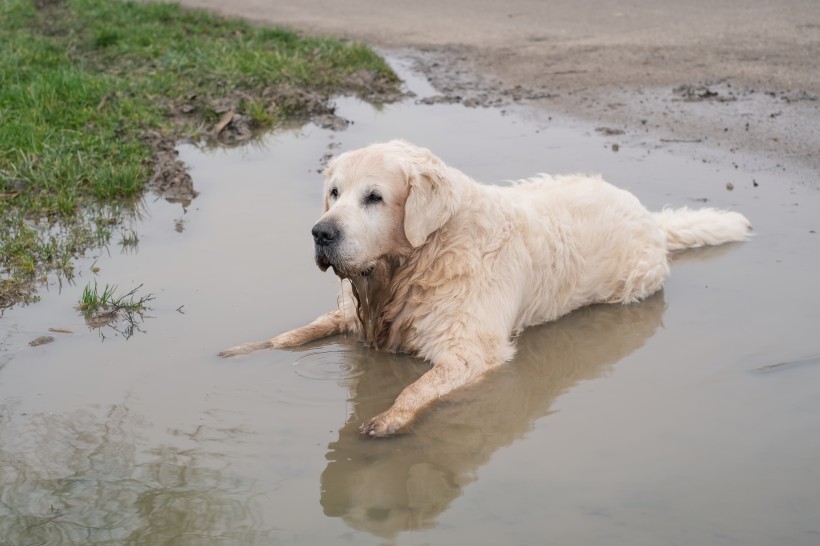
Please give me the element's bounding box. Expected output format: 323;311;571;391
219;140;751;437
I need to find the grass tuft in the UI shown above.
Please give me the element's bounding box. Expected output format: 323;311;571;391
77;281;154;339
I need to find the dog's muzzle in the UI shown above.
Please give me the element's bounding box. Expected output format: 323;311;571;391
311;220;373;277
312;220;340;272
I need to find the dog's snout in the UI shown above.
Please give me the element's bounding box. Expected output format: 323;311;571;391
312;221;339;247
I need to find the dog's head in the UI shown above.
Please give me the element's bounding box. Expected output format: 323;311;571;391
312;140;460;278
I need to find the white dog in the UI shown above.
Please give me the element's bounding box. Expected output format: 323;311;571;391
220;140;751;437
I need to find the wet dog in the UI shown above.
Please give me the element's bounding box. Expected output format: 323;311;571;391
219;140;751;437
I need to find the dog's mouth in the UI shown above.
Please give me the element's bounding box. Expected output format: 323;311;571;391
316;255;333;272
316;254;374;278
327;264;375;278
315;245;376;279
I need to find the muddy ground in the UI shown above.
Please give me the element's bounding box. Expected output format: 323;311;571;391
174;0;820;180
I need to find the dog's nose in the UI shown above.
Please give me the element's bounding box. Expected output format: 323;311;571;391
312;221;339;247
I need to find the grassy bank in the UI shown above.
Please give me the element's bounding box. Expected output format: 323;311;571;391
0;0;399;309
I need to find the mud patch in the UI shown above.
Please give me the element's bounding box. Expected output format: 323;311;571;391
28;335;54;347
172;78;402;145
402;47;558;109
144;131;199;206
397;45;820;178
673;82;739;102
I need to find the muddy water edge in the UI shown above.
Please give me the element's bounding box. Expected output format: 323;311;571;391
1;57;819;545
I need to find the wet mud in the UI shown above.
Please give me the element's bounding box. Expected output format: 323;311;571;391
175;0;820;175
1;58;819;544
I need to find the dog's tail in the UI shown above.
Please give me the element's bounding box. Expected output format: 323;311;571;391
653;207;752;251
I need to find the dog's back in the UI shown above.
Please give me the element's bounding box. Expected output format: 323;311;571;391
494;174;750;330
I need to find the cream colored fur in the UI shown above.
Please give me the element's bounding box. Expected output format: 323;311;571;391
219;140;752;437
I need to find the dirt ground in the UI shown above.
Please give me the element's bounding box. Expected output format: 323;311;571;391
176;0;820;177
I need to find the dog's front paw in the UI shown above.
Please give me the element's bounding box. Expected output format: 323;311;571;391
359;409;413;438
217;341;268;358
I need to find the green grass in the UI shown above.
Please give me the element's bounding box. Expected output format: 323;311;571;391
77;281;154;338
0;0;400;310
77;281;153;315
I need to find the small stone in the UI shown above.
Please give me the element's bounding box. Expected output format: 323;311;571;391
29;336;55;347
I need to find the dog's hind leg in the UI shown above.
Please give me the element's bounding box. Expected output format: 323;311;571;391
218;309;345;358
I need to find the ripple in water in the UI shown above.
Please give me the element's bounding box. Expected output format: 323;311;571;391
292;346;364;381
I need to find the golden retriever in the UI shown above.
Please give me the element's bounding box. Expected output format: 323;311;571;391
219;140;751;437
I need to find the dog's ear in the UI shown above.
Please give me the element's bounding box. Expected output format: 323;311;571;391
403;148;459;248
322;158;337;213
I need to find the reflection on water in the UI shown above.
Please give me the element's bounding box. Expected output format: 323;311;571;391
320;292;666;538
0;402;272;545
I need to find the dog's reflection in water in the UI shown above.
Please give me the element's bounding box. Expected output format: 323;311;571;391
319;291;666;538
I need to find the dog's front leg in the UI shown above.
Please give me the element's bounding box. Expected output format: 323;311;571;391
218;309;345;358
359;352;501;437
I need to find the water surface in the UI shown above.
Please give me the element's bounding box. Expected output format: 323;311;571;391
1;58;819;545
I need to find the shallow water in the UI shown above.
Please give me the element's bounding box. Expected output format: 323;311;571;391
1;57;819;545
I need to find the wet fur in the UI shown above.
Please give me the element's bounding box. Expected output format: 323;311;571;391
219;140;752;437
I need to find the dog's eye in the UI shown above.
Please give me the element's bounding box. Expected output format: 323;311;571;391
329;187;339;199
366;191;383;205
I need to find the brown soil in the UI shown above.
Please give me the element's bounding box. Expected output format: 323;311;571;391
173;0;820;181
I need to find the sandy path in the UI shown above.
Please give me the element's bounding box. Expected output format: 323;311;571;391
176;0;820;176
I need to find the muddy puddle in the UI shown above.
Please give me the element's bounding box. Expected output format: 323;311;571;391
2;57;819;545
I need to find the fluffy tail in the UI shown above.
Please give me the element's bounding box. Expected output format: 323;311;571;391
653;207;752;251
